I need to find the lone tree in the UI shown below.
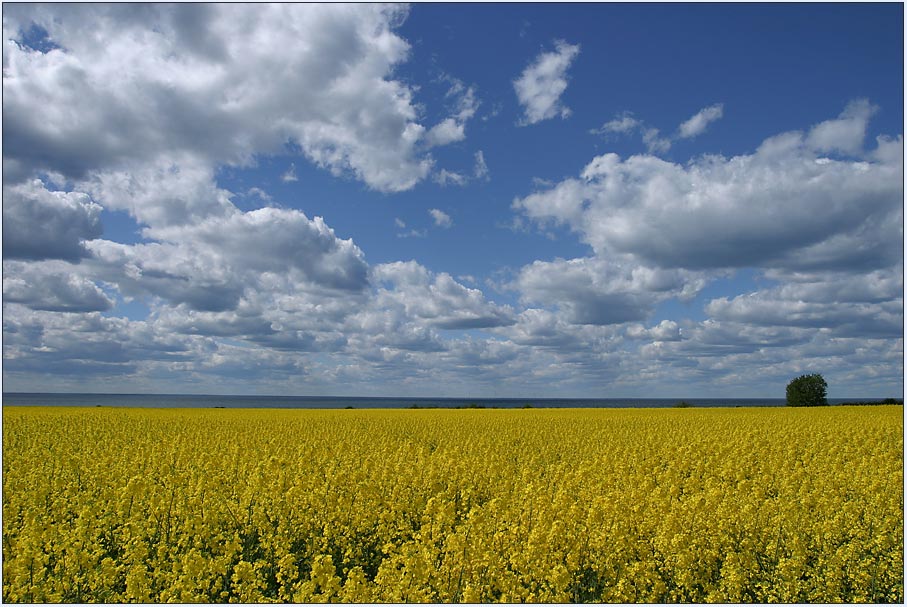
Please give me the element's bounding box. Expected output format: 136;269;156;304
786;373;828;407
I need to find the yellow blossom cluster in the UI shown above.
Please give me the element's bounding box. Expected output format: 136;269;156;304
2;405;902;602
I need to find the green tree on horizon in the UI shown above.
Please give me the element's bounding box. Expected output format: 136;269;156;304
786;373;828;407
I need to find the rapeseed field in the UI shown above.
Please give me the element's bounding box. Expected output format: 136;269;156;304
2;406;902;602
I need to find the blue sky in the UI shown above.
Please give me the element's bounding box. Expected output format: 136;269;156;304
2;3;903;398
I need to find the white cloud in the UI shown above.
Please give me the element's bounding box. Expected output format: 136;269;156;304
677;103;724;139
513;40;580;125
2;178;103;261
4;216;528;390
3;260;114;312
84;206;370;313
440;74;480;123
592;111;641;135
2;305;198;384
433;169;468;187
705;267;903;339
631;317;903;397
595;103;724;153
627;320;682;342
423;74;480;149
369;261;515;330
4;4;519;387
516;102;902;273
246;187;273;204
474;150;490;181
506;100;902;395
453;85;479;123
394;217;406;228
517;257;706;325
425;118;466;148
81;156;236;230
429;208;453;228
281;163;299;182
806;98;878;155
762;267;903;304
498;308;598;349
642;128;672;154
2;302;334;394
3;3;433;193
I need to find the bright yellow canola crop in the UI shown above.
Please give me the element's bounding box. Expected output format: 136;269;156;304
3;406;903;603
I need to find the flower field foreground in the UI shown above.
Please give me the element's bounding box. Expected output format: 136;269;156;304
2;406;903;603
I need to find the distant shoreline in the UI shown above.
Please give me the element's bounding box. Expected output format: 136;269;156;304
1;392;900;410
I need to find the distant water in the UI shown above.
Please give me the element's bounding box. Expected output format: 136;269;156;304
1;392;888;409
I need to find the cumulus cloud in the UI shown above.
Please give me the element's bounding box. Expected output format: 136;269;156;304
425;118;466;148
81;156;236;230
704;267;903;339
507;100;902;395
4;3;448;346
517;257;706;325
4;5;522;395
514;40;580;125
3;237;521;393
707;294;902;338
2;3;433;192
762;267;903;304
677;103;724;139
2;306;193;382
429;208;453;228
2;179;103;261
80;206;369;316
2;303;320;392
261;260;511;365
627;320;683;342
157;208;369;291
155;303;277;339
3;261;114;312
497;308;591;349
370;261;515;330
806;98;878;155
516;102;902;273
